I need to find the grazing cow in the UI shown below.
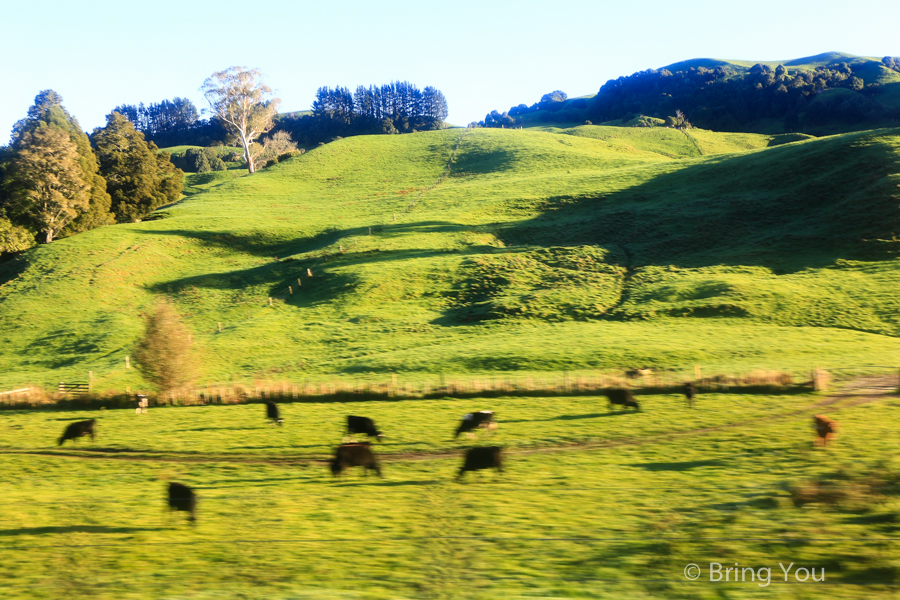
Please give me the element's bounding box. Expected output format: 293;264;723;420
266;401;284;426
606;389;640;411
346;416;384;442
457;446;503;481
683;383;697;408
58;419;96;446
454;411;497;439
167;482;197;524
813;415;840;447
331;443;382;477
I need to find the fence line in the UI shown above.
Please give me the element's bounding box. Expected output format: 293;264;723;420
3;365;897;410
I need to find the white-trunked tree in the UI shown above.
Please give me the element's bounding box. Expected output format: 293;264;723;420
201;67;281;174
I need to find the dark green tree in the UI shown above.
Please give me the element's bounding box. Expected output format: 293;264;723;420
10;90;114;235
92;112;183;222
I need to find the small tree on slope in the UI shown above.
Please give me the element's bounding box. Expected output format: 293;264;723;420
134;299;199;396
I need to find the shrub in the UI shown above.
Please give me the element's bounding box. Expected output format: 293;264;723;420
134;299;199;394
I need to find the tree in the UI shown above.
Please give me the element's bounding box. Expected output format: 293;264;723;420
134;299;199;394
201;67;281;174
260;130;299;166
10;90;114;235
92;112;183;222
9;126;89;243
0;215;34;254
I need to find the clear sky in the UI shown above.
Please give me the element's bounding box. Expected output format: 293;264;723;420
1;0;899;141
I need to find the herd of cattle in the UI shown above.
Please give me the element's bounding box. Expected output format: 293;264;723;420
53;384;840;524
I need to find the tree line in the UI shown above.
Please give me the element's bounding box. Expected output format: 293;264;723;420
472;90;575;128
275;81;448;145
111;80;449;150
0;91;182;255
111;97;229;148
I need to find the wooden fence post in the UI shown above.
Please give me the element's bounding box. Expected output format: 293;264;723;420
307;268;313;277
125;356;130;369
289;286;292;295
217;322;223;332
297;278;302;287
269;297;273;306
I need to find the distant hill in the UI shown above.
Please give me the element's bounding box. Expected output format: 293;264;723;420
478;52;900;135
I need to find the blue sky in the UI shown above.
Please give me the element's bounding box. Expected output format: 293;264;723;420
1;0;899;141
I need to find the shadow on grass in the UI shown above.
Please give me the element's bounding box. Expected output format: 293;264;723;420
504;412;616;424
0;526;165;536
199;476;309;489
496;129;900;273
332;479;440;487
138;220;467;259
173;426;259;432
636;459;728;471
60;447;150;454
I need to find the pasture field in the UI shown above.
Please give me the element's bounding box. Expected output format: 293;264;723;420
0;126;898;391
1;378;899;599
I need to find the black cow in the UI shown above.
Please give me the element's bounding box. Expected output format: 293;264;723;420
167;482;196;524
683;383;697;408
266;401;284;426
58;419;97;446
457;446;503;480
606;389;640;411
346;416;384;442
454;410;497;439
331;443;382;477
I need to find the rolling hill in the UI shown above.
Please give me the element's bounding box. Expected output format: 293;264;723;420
0;125;898;391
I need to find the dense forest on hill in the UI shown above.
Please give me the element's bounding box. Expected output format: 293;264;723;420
478;54;900;134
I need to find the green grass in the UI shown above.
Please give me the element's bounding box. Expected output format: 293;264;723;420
1;381;899;598
0;126;898;391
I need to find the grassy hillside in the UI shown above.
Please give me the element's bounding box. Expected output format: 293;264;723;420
0;126;898;391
